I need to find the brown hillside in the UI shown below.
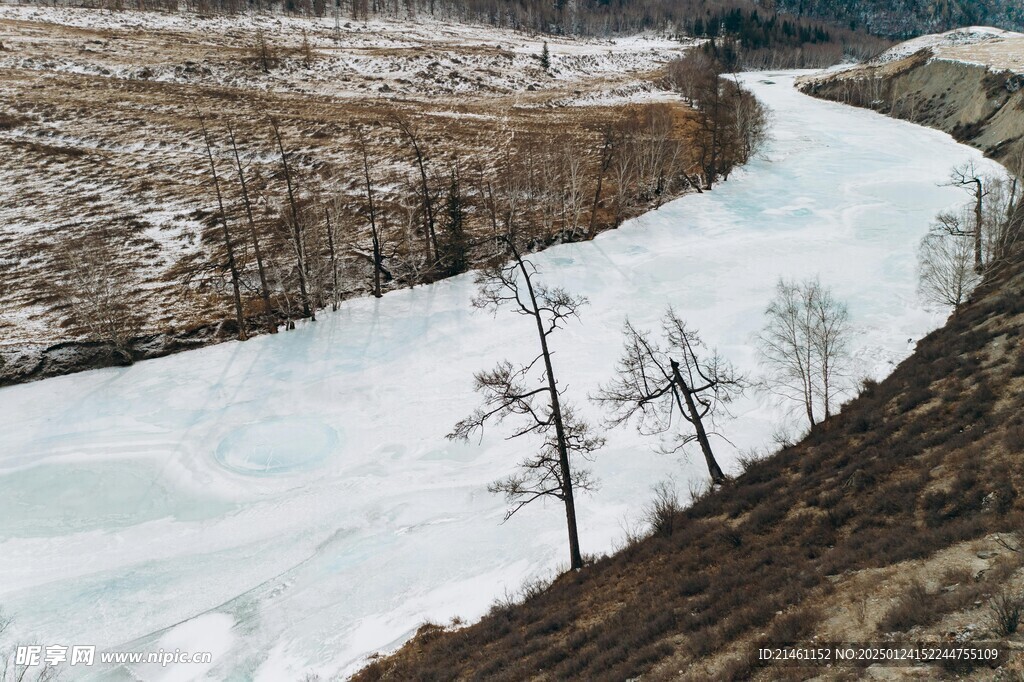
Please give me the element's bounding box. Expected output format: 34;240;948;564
353;252;1024;680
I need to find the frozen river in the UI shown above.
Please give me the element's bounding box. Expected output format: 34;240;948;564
0;72;1003;680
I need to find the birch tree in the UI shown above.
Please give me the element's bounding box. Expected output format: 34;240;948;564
756;278;852;428
918;208;983;312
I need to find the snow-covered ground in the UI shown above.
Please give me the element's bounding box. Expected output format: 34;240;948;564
869;25;1024;72
0;5;685;100
0;72;1004;681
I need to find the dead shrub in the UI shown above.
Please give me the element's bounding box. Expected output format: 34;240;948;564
764;606;822;643
877;581;941;633
990;590;1024;635
645;480;683;537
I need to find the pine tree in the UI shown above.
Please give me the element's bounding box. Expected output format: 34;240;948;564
441;170;468;276
540;41;551;71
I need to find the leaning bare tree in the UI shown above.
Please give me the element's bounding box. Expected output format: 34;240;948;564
448;237;602;571
269;116;315;321
595;309;743;485
756;278;852;428
393;113;438;267
226;121;276;332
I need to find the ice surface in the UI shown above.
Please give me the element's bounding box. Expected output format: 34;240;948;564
215;418;340;475
0;72;1004;680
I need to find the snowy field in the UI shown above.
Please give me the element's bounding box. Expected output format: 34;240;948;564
0;5;684;100
0;72;1005;681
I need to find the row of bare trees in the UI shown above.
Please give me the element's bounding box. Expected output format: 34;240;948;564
666;51;771;189
45;61;770;361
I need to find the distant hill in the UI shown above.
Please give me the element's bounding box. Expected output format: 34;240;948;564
768;0;1024;39
797;26;1024;164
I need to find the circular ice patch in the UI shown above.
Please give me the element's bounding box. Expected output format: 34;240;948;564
215;418;338;475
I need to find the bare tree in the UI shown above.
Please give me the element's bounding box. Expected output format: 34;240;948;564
917;227;980;311
595;309;743;485
609;139;635;225
196;108;247;341
586;124;617;239
756;278;852;428
946;162;988;274
269;116;315;320
47;230;147;365
936;165;1023;278
356;126;386;298
227;121;276;332
982;173;1023;270
253;29;277;73
560;139;587;240
448;237;602;571
324;205;341;310
394;114;438;265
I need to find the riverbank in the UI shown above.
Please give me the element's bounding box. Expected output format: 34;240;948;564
796;27;1024;168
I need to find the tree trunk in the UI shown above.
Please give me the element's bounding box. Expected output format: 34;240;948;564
586;146;609;240
670;359;726;484
359;130;383;298
973;177;984;273
398;119;437;264
325;209;340;310
197;111;247;341
804;340;816;428
270;117;315;321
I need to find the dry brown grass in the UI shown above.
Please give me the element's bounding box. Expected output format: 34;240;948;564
0;9;690;361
